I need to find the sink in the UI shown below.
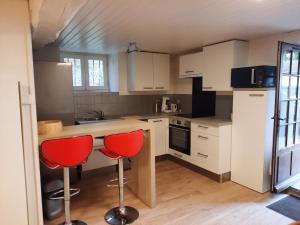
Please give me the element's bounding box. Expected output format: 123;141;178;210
75;117;122;125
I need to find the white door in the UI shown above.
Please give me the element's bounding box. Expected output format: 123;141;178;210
0;81;29;225
179;52;203;77
203;42;233;91
149;118;168;156
135;52;154;90
231;90;273;192
153;54;170;90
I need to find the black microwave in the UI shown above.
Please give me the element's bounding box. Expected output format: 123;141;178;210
231;66;277;88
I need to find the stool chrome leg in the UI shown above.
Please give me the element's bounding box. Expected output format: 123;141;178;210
104;159;139;225
59;168;87;225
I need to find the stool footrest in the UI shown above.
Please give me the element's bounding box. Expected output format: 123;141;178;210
106;178;128;188
48;188;80;200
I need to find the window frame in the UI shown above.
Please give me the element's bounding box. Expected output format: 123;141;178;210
84;55;108;91
61;52;109;92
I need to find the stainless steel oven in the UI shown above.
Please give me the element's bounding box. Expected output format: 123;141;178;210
169;118;191;155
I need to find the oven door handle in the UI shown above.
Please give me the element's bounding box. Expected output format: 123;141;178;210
169;125;190;132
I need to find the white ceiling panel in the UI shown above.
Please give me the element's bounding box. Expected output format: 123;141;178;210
54;0;300;54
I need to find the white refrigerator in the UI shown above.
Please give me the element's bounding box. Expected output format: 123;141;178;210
231;90;275;193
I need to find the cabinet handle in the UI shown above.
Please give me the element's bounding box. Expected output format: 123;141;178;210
174;153;183;158
249;94;264;97
203;87;213;90
143;87;153;90
197;152;208;158
153;120;162;123
198;125;209;129
185;70;194;73
155;87;165;89
198;135;208;140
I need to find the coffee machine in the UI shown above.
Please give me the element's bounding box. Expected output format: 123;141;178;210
161;96;172;113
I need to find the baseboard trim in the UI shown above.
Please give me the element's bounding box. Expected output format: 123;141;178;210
81;154;231;183
167;155;230;183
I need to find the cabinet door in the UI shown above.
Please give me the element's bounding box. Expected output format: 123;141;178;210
149;118;168;156
179;52;203;78
203;42;234;91
153;54;170;90
128;52;154;91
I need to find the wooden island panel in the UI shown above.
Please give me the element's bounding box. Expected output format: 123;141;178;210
38;119;156;208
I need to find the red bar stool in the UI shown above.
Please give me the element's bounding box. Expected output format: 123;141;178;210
99;130;144;225
40;135;93;225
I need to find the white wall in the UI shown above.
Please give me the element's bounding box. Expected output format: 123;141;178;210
0;0;42;224
248;30;300;66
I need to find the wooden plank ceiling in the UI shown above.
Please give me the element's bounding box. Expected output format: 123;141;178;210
53;0;300;54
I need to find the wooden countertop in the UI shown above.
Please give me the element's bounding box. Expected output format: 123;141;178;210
38;119;151;144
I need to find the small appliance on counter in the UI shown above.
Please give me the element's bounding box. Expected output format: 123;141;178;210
161;96;172;113
231;65;277;88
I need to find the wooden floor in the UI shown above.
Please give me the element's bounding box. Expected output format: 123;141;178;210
45;160;293;225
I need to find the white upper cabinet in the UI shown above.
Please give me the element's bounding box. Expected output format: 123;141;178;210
153;53;170;90
202;40;249;91
128;51;170;91
179;52;204;78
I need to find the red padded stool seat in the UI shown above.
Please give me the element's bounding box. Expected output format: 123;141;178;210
40;135;93;225
98;130;144;225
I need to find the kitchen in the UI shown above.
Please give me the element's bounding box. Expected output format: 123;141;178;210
2;1;300;225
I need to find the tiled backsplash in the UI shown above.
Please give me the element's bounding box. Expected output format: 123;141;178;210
73;92;232;119
73;93;193;118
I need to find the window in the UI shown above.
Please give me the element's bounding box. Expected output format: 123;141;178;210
61;53;108;91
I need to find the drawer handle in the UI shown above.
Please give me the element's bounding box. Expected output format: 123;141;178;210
249;94;264;97
185;70;194;73
144;87;153;90
203;87;213;90
174;153;183;158
155;87;165;89
198;135;208;140
197;152;208;158
198;125;208;129
153;120;162;123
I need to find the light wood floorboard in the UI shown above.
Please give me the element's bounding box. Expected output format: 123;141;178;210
45;160;293;225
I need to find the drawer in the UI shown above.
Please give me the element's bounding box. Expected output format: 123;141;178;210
191;123;219;136
192;150;219;174
191;132;219;156
169;149;191;162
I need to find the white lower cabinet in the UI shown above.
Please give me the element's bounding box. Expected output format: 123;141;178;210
190;123;232;175
148;118;169;156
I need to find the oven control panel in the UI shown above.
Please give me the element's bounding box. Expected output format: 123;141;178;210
169;118;191;128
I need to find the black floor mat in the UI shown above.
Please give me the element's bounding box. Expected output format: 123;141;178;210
267;195;300;220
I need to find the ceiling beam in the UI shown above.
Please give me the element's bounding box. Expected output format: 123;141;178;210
29;0;87;49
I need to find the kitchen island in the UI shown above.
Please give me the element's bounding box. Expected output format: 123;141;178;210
38;119;156;208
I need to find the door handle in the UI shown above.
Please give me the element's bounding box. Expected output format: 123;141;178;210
185;70;194;73
174;153;183;158
251;69;256;84
271;116;286;121
203;87;213;90
197;152;208;158
198;125;209;129
198;135;208;140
